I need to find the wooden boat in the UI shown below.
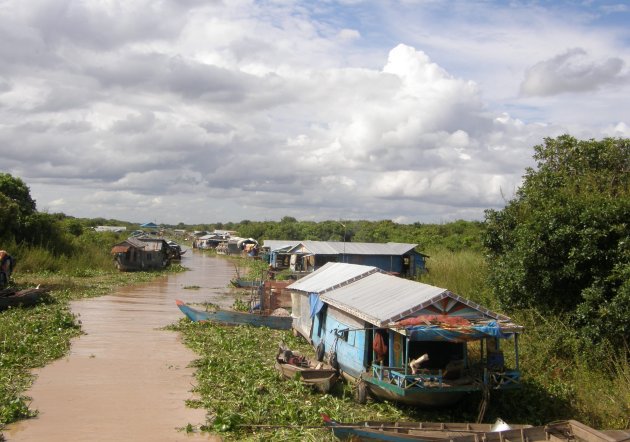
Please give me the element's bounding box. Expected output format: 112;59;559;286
166;241;186;261
230;278;262;288
322;415;630;442
275;344;338;393
175;300;293;330
0;287;48;311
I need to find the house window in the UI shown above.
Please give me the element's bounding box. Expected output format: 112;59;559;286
336;328;355;346
339;329;349;341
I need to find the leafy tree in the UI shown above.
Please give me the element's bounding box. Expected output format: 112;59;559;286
0;174;39;242
63;219;84;236
484;135;629;347
0;193;20;241
0;173;36;217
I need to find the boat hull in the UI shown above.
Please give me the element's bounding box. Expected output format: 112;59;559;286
363;375;466;407
323;417;626;442
175;300;292;330
0;288;48;311
230;278;261;288
275;361;338;393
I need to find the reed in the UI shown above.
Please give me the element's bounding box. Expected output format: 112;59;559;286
418;247;497;309
418;247;629;429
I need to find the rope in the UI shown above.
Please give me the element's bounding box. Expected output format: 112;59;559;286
476;383;490;423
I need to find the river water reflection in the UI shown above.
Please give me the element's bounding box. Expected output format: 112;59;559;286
6;250;233;442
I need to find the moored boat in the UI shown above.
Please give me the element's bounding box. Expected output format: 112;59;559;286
0;287;48;311
322;415;629;442
230;278;262;288
275;343;338;393
175;300;293;330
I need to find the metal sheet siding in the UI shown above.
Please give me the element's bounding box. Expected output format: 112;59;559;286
293;293;314;341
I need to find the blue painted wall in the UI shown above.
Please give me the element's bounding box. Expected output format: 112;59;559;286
344;252;425;276
314;308;368;378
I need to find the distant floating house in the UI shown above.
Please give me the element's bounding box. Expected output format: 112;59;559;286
263;240;427;277
94;226;127;233
110;237;170;271
140;222;159;229
227;237;258;256
287;263;523;407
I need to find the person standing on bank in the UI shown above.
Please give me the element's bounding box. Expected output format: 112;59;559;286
0;250;14;287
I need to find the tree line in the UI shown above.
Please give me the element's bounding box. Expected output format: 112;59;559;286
2;134;628;353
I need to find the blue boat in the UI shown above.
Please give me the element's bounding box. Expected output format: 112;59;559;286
175;300;293;330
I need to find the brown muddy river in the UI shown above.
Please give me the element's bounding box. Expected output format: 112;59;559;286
5;250;234;441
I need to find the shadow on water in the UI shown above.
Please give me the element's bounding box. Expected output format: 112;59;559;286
5;250;232;442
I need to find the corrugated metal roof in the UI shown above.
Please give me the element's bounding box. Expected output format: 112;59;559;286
136;237;167;252
264;240;419;255
295;241;418;255
262;240;300;251
287;262;383;294
124;237;146;248
321;273;447;326
289;263;511;327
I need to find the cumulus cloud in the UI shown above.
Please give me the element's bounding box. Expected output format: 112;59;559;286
0;1;627;224
520;48;627;97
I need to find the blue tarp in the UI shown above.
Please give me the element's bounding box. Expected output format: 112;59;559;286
406;321;513;342
309;293;325;318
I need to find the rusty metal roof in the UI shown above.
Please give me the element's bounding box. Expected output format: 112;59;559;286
111;245;130;254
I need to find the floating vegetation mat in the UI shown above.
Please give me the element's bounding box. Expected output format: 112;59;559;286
172;320;412;441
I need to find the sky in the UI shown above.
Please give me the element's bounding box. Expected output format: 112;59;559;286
1;0;628;225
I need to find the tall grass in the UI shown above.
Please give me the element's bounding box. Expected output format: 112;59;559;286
8;232;118;275
418;247;497;310
416;246;629;429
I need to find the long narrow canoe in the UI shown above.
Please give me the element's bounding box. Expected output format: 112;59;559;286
175;300;293;330
322;415;629;442
230;278;262;288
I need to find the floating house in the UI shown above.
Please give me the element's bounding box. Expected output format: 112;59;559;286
263;240;427;277
226;237;258;256
94;225;127;233
194;232;227;250
287;263;522;407
110;237;170;271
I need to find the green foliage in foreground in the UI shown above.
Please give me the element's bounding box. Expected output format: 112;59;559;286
173;319;520;441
